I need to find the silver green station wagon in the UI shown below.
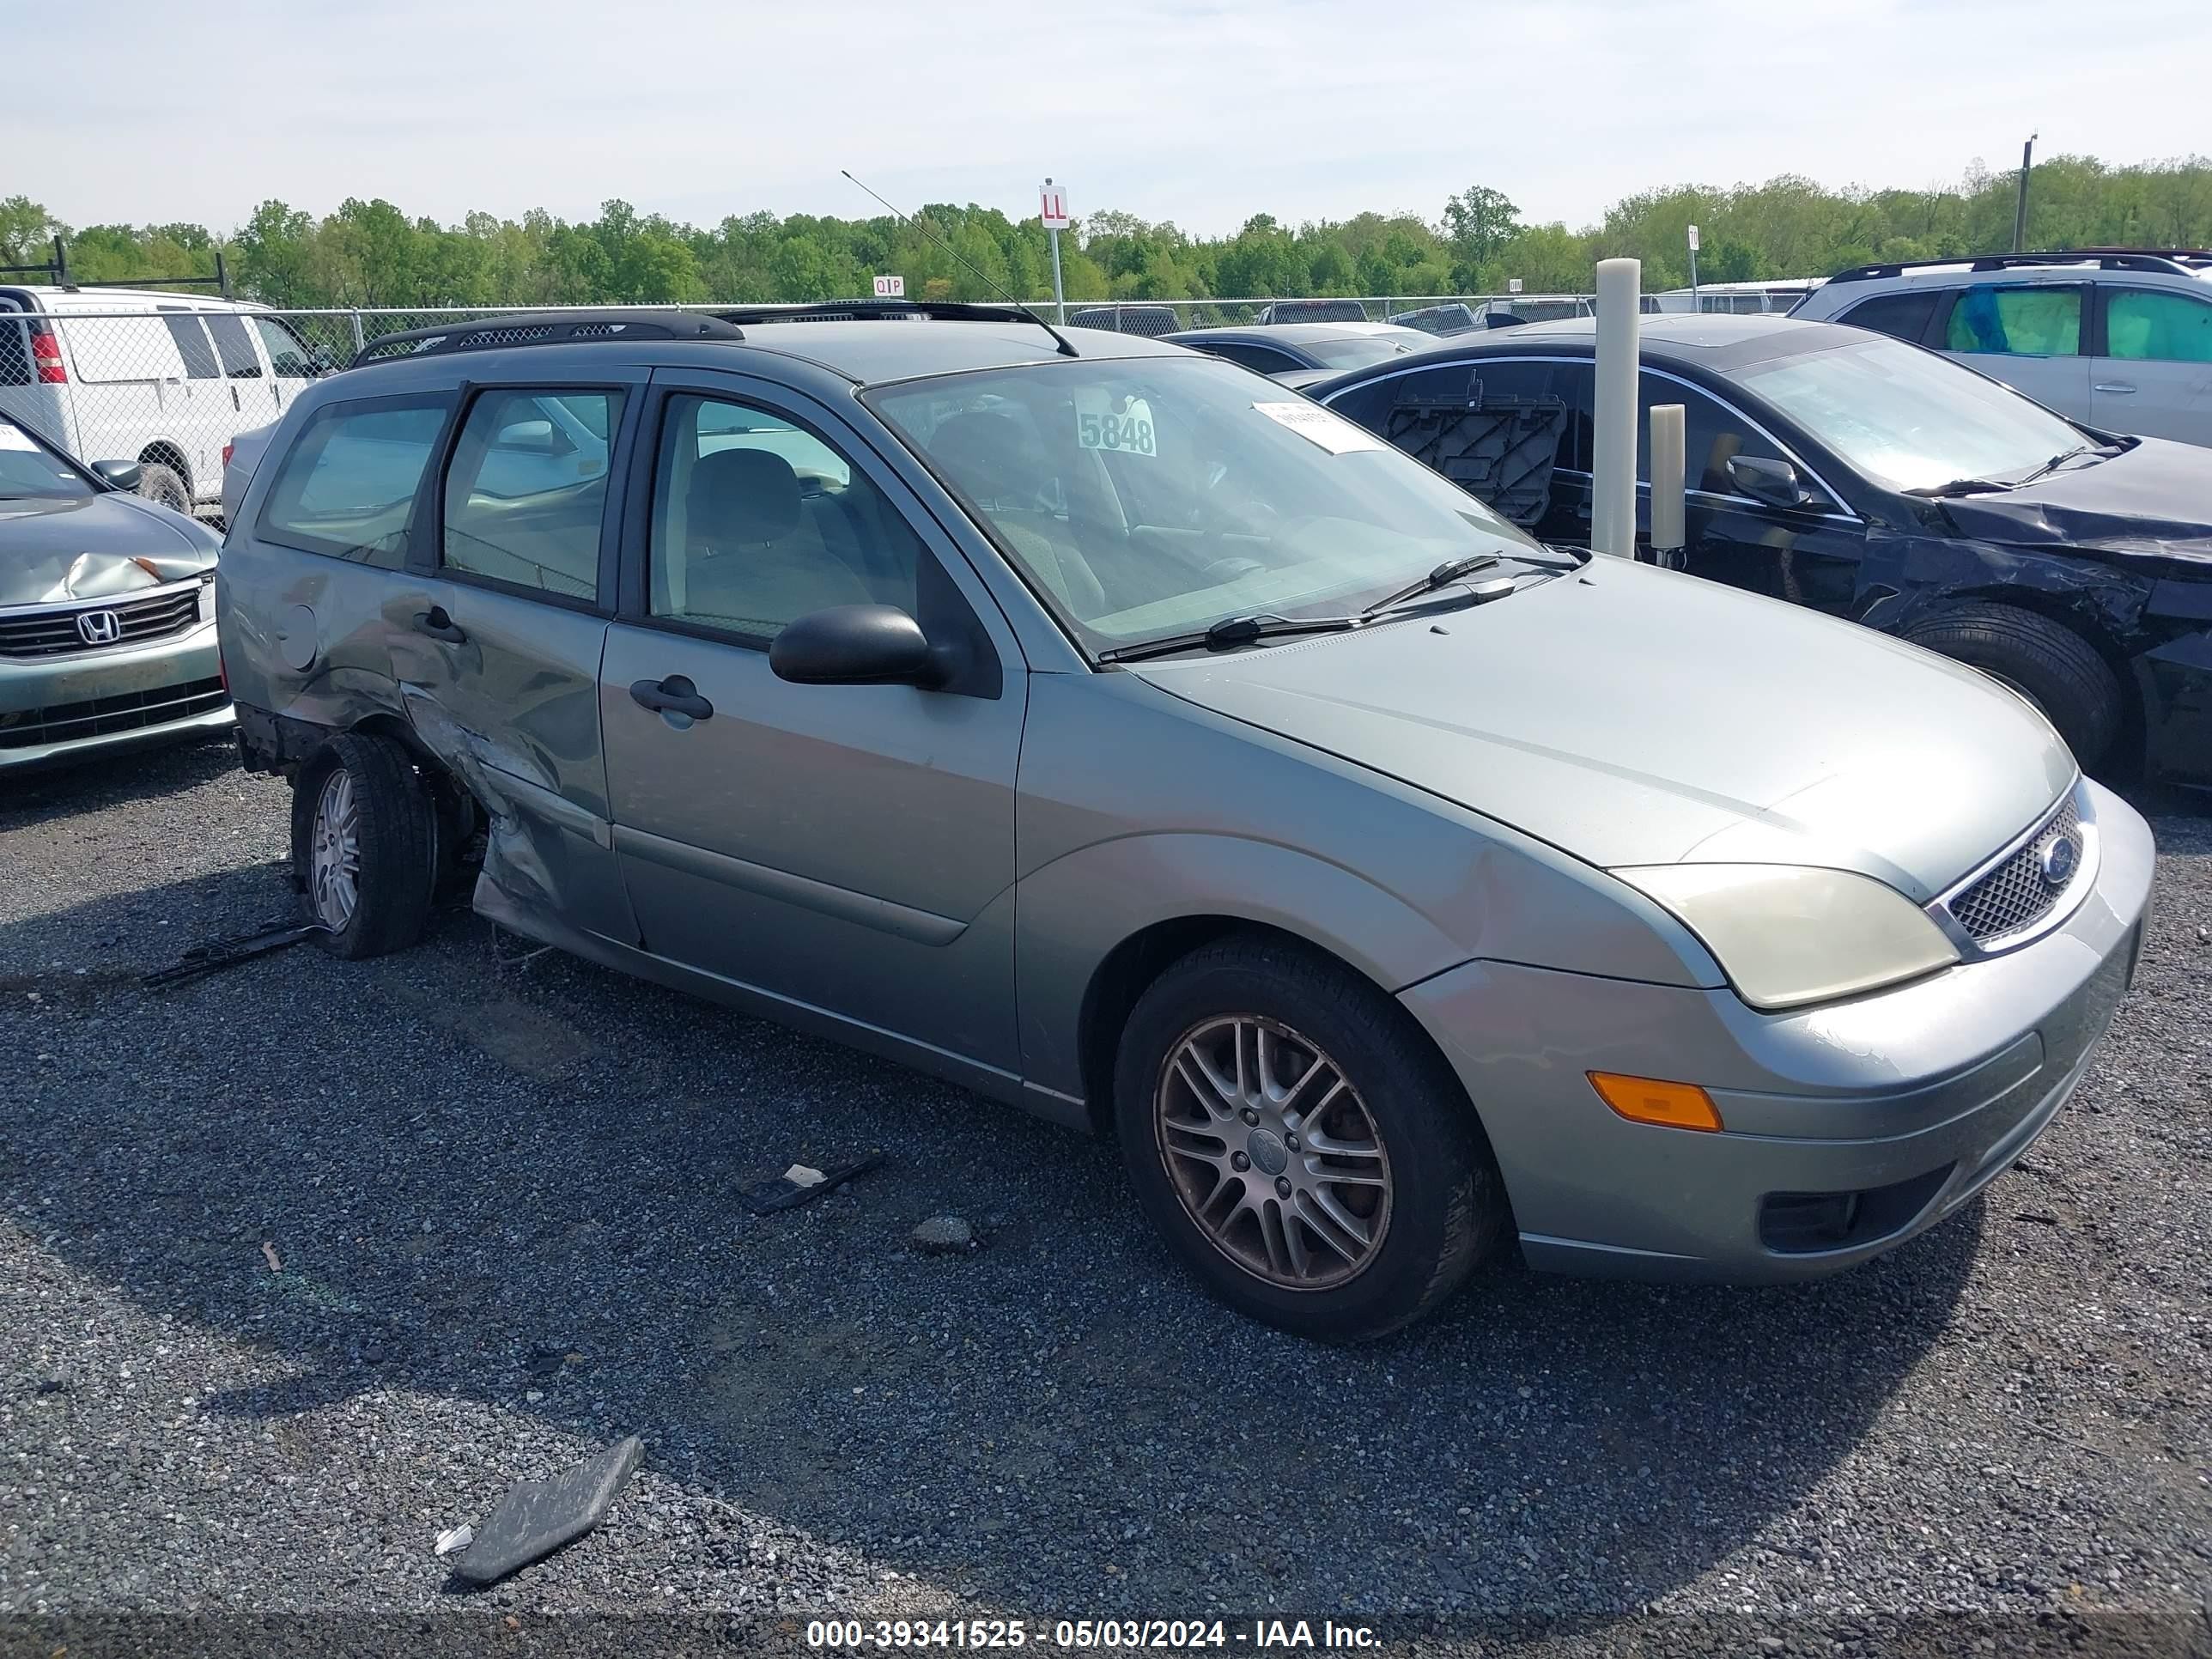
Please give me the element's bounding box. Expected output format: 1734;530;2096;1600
216;306;2154;1340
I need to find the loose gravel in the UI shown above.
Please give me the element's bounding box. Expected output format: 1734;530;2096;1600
2;736;2208;1656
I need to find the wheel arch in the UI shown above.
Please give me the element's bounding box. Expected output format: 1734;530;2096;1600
1896;583;2144;763
1074;914;1476;1142
135;439;192;489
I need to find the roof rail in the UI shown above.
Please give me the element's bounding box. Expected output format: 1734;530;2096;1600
705;299;1058;327
2065;246;2212;268
353;308;745;367
1825;250;2200;285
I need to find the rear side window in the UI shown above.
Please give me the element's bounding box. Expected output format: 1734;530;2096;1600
441;389;623;602
1838;289;1940;343
2104;289;2212;362
161;313;221;379
258;398;453;568
1945;286;2081;356
204;312;263;378
0;315;29;387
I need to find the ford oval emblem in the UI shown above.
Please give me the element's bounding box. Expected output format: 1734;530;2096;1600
2039;832;2081;890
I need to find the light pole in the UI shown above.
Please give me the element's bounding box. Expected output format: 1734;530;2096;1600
2011;132;2038;253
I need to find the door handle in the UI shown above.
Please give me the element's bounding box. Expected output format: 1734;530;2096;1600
629;675;714;721
412;605;466;645
2094;382;2136;394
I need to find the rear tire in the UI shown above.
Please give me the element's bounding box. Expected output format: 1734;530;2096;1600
290;732;436;960
1113;933;1505;1342
1901;603;2124;768
135;461;191;514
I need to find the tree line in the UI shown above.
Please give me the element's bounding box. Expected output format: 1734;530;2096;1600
4;154;2209;313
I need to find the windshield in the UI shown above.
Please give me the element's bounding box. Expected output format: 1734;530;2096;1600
0;417;94;500
1732;338;2088;493
872;356;1544;653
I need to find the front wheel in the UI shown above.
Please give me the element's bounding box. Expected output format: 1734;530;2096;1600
1114;935;1506;1342
1902;603;2124;769
135;461;191;514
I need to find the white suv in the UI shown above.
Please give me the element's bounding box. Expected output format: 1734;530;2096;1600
1790;250;2212;448
0;285;334;518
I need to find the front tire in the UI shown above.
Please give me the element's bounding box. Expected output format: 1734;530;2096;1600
1902;603;2124;768
291;732;436;959
1114;935;1505;1342
135;461;191;514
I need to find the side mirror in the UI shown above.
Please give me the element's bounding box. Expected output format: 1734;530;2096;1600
1727;454;1816;508
770;605;941;688
92;460;143;492
494;417;564;454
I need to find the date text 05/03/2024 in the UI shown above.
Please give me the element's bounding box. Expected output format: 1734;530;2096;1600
805;1619;1382;1650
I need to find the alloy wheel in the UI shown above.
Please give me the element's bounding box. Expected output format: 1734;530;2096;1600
1153;1014;1393;1290
310;767;362;931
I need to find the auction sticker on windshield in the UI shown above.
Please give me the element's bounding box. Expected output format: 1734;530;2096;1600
1252;400;1385;455
0;424;39;452
1075;391;1158;458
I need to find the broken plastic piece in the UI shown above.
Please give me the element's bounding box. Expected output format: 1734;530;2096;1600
141;918;328;990
434;1523;473;1557
448;1434;643;1587
738;1150;884;1214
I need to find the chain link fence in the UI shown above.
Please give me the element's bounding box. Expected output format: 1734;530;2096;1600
0;294;1625;522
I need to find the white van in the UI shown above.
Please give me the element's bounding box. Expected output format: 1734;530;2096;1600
0;286;334;517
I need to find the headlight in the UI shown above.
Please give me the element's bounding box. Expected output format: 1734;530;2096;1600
1613;863;1959;1012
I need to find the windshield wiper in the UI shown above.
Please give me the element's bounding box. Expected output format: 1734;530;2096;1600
1907;477;2013;499
1358;554;1503;617
1097;612;1365;665
2010;444;2099;487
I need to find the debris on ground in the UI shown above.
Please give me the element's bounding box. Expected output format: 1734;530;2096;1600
738;1150;884;1214
448;1435;644;1587
259;1241;283;1273
140;918;328;990
909;1214;975;1255
433;1524;473;1557
526;1343;586;1377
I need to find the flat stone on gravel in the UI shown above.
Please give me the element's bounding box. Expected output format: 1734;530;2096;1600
909;1215;974;1254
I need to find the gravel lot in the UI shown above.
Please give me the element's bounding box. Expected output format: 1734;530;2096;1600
2;736;2208;1657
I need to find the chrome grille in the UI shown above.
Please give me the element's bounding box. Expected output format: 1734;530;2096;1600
0;676;228;750
0;585;203;659
1949;794;2083;945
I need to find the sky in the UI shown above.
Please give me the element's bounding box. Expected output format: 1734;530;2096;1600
22;0;2212;238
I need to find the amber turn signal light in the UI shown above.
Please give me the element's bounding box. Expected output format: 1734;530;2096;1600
1587;1072;1723;1133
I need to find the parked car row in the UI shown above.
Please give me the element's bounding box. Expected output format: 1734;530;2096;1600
200;300;2157;1343
13;258;2203;1347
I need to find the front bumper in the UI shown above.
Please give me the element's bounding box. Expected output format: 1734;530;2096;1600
0;620;232;769
1401;779;2156;1281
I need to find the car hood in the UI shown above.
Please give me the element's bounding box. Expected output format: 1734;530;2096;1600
1129;560;2075;902
1936;436;2212;562
0;490;218;605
